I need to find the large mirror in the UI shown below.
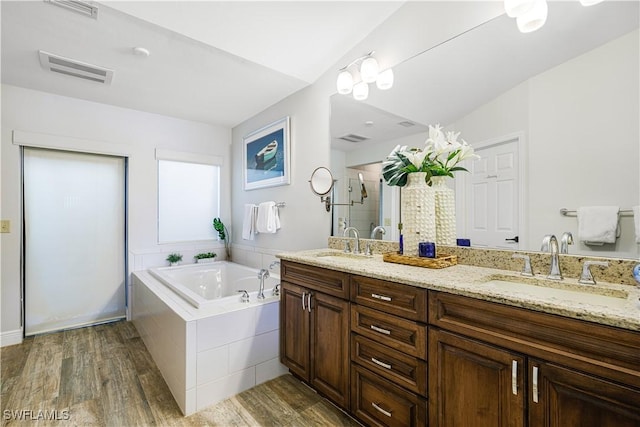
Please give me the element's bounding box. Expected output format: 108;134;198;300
330;2;639;259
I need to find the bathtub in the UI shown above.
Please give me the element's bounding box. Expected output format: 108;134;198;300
148;261;280;308
131;261;287;415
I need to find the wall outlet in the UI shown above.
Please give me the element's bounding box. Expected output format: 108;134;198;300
0;220;10;233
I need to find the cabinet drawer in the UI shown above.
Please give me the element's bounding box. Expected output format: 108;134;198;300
351;333;427;397
352;305;427;360
281;261;350;299
351;275;427;322
429;291;640;389
351;364;427;427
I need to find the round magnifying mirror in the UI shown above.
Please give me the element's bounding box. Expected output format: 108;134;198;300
309;167;335;196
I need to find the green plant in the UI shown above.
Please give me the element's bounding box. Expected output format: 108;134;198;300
213;218;231;260
194;252;217;260
166;253;183;264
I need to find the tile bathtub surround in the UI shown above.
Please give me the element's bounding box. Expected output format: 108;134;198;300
328;237;639;286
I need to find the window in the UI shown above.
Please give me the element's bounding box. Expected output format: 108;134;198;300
157;150;222;243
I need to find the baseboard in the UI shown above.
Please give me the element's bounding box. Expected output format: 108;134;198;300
0;328;23;347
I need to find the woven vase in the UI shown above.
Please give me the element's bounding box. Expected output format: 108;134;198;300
401;172;436;255
431;176;456;246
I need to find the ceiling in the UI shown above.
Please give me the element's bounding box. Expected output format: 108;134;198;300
330;1;640;152
1;0;403;128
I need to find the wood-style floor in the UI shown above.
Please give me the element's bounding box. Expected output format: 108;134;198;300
1;321;360;426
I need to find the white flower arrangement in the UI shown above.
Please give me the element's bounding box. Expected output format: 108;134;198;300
382;124;479;187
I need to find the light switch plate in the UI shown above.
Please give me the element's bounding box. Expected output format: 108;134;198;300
0;220;10;233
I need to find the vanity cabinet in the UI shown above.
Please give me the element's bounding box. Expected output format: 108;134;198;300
349;275;428;426
428;291;640;427
279;261;350;409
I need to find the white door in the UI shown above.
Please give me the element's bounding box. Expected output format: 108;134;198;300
23;148;126;335
465;138;520;250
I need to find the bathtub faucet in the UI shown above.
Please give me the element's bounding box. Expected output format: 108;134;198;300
257;268;269;300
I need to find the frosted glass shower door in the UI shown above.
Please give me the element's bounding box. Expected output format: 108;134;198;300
24;148;126;336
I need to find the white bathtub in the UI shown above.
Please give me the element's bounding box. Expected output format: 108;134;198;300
131;261;287;415
148;261;280;308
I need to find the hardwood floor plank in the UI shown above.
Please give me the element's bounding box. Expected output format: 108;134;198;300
1;322;359;426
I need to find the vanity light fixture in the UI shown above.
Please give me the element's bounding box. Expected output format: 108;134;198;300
516;0;548;33
336;52;393;101
505;0;603;33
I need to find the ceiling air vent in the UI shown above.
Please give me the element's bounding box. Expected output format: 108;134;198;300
338;134;369;143
397;121;416;127
38;51;114;85
45;0;98;19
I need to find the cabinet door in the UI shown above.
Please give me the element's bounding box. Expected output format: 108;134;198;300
310;291;350;409
529;360;640;427
429;328;525;427
280;281;310;381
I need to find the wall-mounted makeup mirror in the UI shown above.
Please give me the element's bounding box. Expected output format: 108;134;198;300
309;167;369;213
309;166;335;212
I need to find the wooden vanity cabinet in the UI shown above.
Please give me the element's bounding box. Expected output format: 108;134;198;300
280;261;350;409
428;291;640;427
349;275;428;426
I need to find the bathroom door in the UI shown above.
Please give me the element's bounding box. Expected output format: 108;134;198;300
465;139;520;250
23;148;126;336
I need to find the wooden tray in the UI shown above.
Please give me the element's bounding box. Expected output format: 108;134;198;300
383;252;458;269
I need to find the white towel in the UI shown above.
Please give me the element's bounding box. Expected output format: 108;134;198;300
242;204;256;240
577;206;620;245
633;206;640;244
256;201;280;233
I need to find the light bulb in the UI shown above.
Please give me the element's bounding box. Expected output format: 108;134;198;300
376;69;394;90
360;57;379;84
336;70;354;95
353;81;369;101
516;0;547;33
504;0;536;17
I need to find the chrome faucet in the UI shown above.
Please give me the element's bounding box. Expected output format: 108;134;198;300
343;227;361;254
370;226;386;240
541;234;562;280
257;268;269;300
269;260;280;270
560;232;574;254
579;261;608;285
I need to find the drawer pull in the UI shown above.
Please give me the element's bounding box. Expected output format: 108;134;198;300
511;360;518;396
532;366;539;403
301;292;306;311
371;357;392;370
370;325;391;335
372;402;392;417
371;293;392;302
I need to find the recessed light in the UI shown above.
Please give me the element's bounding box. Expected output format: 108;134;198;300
132;47;150;57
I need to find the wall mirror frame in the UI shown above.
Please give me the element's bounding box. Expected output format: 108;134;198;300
329;2;639;259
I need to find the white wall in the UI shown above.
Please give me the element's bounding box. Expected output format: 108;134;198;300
230;82;333;267
453;30;639;258
1;85;231;339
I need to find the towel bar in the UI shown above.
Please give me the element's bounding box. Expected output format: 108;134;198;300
559;208;633;217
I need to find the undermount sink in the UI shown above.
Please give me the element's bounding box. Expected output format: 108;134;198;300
313;251;371;261
478;274;630;309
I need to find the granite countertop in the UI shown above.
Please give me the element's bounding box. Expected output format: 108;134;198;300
277;248;640;332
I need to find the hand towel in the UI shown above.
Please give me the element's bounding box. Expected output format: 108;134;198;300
577;206;620;245
256;201;280;233
633;206;640;244
242;204;256;240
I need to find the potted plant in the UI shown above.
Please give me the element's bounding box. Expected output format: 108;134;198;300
166;253;183;266
213;218;231;260
194;252;217;264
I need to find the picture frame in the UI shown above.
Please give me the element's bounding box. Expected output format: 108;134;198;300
243;116;291;190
